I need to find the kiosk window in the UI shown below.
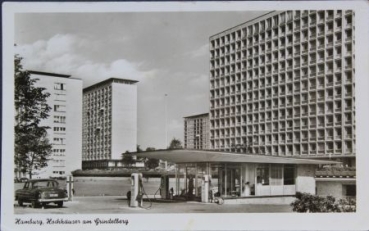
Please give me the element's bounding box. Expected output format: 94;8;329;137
284;165;295;185
343;185;356;197
270;165;283;185
256;164;269;185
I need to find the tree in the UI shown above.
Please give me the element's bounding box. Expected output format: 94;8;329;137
168;138;182;150
121;151;136;167
136;145;143;153
14;55;52;179
145;158;159;170
145;147;156;152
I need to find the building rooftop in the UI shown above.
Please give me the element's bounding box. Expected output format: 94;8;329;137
209;11;275;39
83;77;139;92
28;70;71;78
183;113;209;119
136;149;341;165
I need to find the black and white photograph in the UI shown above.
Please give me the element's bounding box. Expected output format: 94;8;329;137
2;1;369;230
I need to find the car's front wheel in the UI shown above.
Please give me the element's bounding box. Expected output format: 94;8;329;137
18;199;23;206
56;201;63;208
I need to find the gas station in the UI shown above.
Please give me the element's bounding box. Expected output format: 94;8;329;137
131;149;339;206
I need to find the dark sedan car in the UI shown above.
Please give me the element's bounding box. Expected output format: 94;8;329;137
15;179;68;208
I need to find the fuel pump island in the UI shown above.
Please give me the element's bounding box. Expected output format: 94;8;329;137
128;172;212;208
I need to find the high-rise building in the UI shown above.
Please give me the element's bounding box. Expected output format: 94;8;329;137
184;113;210;150
82;78;138;169
28;71;83;178
209;10;355;165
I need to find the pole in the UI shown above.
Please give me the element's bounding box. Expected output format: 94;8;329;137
165;93;168;170
165;93;168;148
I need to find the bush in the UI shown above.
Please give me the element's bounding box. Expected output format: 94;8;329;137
291;192;356;213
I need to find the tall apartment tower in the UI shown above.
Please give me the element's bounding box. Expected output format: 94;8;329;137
184;113;210;150
82;78;138;169
209;10;355;165
28;71;83;178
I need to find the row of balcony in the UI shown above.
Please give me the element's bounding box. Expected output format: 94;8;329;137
211;75;352;87
213;50;351;65
211;108;352;117
210;144;353;152
211;29;353;51
211;93;352;102
210;108;353;119
211;41;353;59
212;26;352;50
210;120;353;128
211;10;352;47
211;60;353;73
211;132;354;141
211;65;353;79
211;81;349;92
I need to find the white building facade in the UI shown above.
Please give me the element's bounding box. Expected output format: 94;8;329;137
209;10;355;166
29;71;83;178
82;78;138;169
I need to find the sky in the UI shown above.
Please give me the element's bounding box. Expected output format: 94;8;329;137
15;11;266;149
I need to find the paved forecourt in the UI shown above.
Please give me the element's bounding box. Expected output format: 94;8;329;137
14;196;292;214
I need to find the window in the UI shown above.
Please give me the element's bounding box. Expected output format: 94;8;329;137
284;165;295;185
54;83;65;90
287;11;293;22
54;127;66;132
256;164;269;185
343;185;356;198
270;165;283;185
54;116;66;123
54;105;66;112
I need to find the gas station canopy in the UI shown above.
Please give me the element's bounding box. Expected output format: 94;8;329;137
135;149;340;165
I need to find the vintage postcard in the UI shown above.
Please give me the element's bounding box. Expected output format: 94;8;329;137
2;1;369;230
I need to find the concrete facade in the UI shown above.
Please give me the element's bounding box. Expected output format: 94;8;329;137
82;78;138;168
295;164;316;194
29;71;83;178
184;113;210;150
223;196;296;205
316;178;355;199
111;82;137;159
209;10;355;163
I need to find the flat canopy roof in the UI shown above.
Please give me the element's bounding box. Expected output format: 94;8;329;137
136;149;340;165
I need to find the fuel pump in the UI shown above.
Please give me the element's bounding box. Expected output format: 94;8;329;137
130;173;143;207
201;175;211;203
66;175;74;201
160;175;169;199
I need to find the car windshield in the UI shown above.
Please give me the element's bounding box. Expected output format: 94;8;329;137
32;181;57;189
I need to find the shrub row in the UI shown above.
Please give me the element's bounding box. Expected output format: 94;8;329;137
291;192;356;213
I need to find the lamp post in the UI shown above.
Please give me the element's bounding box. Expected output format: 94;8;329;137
165;93;168;149
164;93;168;170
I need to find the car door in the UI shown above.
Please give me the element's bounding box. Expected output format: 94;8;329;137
17;182;30;201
